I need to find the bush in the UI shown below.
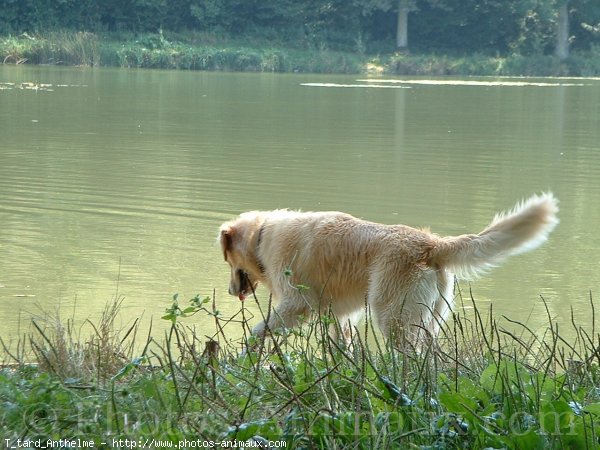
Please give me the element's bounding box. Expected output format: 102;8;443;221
2;32;600;76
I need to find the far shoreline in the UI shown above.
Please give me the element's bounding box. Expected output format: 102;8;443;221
2;31;600;77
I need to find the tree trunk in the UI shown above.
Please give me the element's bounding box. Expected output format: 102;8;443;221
396;0;409;49
556;2;569;60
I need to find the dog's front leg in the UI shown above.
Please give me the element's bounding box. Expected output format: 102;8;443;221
251;299;308;339
251;319;269;338
245;307;290;353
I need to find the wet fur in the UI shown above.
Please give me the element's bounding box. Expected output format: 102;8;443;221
219;193;558;345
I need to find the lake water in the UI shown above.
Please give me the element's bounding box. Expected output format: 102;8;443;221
1;65;600;346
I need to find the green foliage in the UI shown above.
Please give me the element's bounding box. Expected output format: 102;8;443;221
2;290;600;448
162;293;211;325
1;0;599;57
1;0;600;75
3;30;600;75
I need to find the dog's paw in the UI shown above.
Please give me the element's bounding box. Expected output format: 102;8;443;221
251;321;268;337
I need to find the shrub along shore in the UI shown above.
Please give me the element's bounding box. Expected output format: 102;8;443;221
1;291;600;448
2;31;600;76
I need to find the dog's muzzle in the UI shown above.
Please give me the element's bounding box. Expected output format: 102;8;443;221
231;269;255;301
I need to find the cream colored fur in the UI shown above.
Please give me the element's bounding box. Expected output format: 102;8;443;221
219;193;558;346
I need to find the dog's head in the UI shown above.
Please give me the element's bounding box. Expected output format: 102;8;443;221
218;212;265;301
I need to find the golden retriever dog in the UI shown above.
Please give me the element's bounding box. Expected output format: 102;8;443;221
219;193;558;346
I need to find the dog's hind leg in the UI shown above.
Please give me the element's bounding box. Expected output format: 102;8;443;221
425;269;455;337
327;308;364;347
369;267;439;348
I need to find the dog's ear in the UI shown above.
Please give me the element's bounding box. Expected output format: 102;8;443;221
219;226;234;261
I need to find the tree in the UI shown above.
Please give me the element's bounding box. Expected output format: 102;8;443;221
357;0;416;50
556;0;570;59
570;0;600;51
396;0;410;49
408;0;543;55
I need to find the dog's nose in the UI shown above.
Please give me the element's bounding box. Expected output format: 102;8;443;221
228;284;236;296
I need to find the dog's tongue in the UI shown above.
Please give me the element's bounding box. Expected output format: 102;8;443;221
238;292;246;301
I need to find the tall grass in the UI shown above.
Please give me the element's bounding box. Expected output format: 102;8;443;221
1;288;599;448
0;31;100;66
0;31;363;73
386;49;600;77
3;31;600;75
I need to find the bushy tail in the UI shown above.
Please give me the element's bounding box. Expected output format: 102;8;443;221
429;193;559;279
